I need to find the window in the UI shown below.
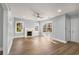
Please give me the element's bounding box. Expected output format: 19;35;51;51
43;23;52;32
16;21;23;32
43;24;47;32
35;26;38;31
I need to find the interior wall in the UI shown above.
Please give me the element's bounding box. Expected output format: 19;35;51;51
33;21;40;37
14;17;39;37
0;4;3;51
7;11;14;54
14;17;24;37
3;4;8;55
24;19;39;37
2;4;14;55
52;15;66;42
40;20;53;38
40;14;66;43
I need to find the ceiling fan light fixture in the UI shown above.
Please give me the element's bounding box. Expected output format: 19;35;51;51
58;9;62;13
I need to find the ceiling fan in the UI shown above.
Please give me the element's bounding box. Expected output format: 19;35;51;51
30;8;43;19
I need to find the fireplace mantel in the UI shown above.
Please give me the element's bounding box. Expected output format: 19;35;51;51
25;28;34;37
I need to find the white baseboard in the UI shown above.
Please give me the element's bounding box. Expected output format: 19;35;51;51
7;37;14;55
14;36;24;38
71;40;79;43
52;38;67;43
14;35;39;38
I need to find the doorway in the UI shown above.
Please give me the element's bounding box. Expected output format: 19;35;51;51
71;16;79;42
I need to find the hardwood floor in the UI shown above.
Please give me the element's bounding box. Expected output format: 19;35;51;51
9;37;79;55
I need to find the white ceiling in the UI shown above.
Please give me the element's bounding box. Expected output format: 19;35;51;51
7;3;79;20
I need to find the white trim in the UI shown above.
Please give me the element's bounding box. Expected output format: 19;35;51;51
15;21;24;33
71;40;79;43
14;36;24;38
14;35;40;39
7;38;14;54
52;38;67;43
25;28;34;38
2;4;8;55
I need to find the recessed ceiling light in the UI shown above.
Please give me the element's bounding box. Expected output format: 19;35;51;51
58;9;62;13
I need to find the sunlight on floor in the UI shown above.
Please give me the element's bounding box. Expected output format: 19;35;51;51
31;36;58;50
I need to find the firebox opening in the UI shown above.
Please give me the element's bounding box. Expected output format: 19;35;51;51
27;31;32;36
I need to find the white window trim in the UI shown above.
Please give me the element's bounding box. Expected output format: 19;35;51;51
15;21;24;33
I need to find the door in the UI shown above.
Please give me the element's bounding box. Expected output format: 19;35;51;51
71;17;79;42
65;15;71;41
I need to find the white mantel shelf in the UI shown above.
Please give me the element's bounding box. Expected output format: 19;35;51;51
24;28;34;37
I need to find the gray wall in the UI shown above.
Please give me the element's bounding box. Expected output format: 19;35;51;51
0;4;3;50
40;20;53;38
3;7;8;55
3;10;14;54
40;13;79;43
40;15;66;43
53;15;66;42
14;17;39;37
7;11;14;54
2;4;14;54
14;17;24;37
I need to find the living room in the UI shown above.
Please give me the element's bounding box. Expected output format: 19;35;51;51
0;3;79;55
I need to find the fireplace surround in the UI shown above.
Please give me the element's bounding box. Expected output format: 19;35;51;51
27;31;32;36
25;28;34;37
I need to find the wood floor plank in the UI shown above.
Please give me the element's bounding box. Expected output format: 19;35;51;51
9;37;79;55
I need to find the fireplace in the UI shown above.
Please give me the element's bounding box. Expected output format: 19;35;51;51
25;28;34;37
27;31;32;36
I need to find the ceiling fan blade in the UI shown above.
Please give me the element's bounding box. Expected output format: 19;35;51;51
38;16;43;18
30;8;44;19
30;8;39;14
